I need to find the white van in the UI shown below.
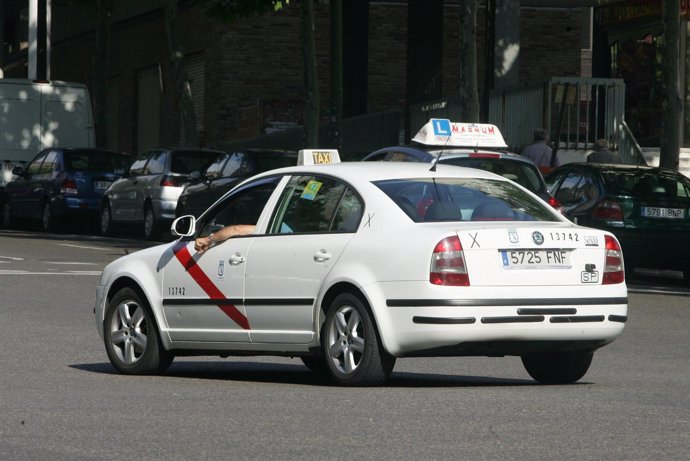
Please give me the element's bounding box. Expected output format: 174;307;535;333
0;78;95;188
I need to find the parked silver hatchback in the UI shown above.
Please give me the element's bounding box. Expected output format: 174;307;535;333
100;148;223;240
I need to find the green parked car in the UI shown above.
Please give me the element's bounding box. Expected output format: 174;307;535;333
545;163;690;284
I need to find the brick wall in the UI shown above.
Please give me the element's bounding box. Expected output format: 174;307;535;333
47;2;587;155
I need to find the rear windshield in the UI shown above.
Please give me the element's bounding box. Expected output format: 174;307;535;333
170;151;221;175
64;151;131;173
374;178;559;222
440;157;544;193
602;170;690;198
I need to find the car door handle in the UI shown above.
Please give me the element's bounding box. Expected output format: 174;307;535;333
313;249;332;263
229;253;246;265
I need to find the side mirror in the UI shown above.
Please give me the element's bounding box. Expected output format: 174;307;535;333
190;170;201;181
11;166;24;176
171;215;196;237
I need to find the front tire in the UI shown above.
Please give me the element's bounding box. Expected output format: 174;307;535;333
100;202;114;236
104;286;173;374
521;350;593;384
322;293;395;386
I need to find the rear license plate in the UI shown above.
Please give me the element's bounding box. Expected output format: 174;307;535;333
94;181;112;190
501;249;571;269
641;207;685;219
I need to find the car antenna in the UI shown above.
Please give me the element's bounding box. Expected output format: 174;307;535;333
429;130;453;172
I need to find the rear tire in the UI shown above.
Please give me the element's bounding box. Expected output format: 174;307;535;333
143;205;161;241
521;350;593;384
41;202;59;232
104;286;173;374
322;292;395;386
1;196;14;229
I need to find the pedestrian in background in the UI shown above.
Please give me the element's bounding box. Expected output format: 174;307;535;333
521;128;554;168
588;138;621;163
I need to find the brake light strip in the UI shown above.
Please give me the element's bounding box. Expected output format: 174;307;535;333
172;242;250;329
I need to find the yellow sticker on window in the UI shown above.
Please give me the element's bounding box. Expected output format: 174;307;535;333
301;180;323;200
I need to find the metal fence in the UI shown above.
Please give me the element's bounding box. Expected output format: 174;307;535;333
488;77;627;152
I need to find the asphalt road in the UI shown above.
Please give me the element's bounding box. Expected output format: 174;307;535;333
0;229;689;460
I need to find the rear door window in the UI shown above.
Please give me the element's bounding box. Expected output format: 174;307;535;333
269;175;363;234
129;151;153;176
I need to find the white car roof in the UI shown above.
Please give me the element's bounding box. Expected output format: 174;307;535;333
246;161;508;186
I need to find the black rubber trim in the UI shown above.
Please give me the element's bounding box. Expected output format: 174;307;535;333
413;316;476;325
163;298;242;306
162;298;313;306
481;316;545;324
387;297;627;307
550;315;606;323
517;308;577;315
243;298;314;306
608;315;628;323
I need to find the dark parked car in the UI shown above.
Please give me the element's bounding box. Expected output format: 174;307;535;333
100;148;224;240
1;147;132;231
364;146;560;206
175;149;298;218
545;162;690;282
363;120;561;210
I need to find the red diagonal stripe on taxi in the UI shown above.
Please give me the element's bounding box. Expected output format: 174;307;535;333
172;242;250;330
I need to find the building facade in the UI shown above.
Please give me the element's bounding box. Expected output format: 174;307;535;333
0;1;636;158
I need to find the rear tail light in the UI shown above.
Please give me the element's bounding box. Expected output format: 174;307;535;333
160;175;182;187
60;179;78;194
547;195;564;213
593;200;624;222
430;236;470;286
603;235;625;284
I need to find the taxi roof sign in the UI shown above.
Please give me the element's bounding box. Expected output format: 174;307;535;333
412;119;508;148
298;149;341;165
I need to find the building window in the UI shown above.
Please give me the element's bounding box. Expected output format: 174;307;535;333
135;64;162;154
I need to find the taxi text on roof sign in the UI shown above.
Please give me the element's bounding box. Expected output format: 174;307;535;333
298;149;341;165
412;118;508;149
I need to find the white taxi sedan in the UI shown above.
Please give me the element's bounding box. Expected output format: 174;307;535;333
94;152;627;386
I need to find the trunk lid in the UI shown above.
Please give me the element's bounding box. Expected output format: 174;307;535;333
457;224;613;286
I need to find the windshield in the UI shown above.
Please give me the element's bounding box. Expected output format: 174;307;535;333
170;151;221;175
374;178;559;223
64;151;131;173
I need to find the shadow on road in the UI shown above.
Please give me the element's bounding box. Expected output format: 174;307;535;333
72;361;555;388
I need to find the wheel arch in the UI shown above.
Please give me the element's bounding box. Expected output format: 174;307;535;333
318;281;396;356
104;275;172;350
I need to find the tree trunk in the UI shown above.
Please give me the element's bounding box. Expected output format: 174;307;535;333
458;0;480;122
660;0;681;171
164;0;198;147
301;0;320;148
93;0;111;148
329;0;343;150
